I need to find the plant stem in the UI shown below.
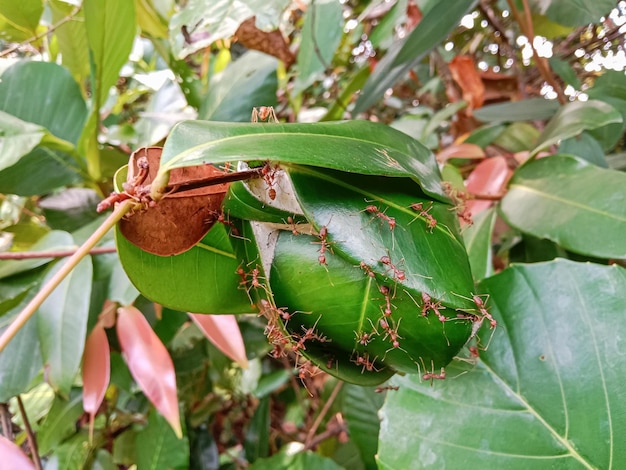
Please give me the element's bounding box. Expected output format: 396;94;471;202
0;200;135;353
304;380;343;446
17;395;42;470
0;246;117;260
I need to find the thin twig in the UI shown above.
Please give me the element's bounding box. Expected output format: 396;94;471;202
0;403;13;440
0;246;117;260
0;6;82;58
304;380;343;446
506;0;567;104
16;396;42;470
471;192;506;201
0;200;136;353
302;416;347;451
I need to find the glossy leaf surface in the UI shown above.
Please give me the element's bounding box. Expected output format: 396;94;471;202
198;51;278;122
293;0;343;94
37;255;93;394
269;168;476;383
116;223;252;314
0;61;87;144
463;208;496;281
500;155;626;258
536;0;616;26
189;313;248;368
473;98;559;123
136;408;189;469
532;100;622;156
378;260;626;469
159;120;448;201
0;111;47;172
117;306;181;437
84;0;136;108
82;323;110;417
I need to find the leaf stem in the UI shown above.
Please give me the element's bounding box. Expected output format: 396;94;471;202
304;380;343;446
0;200;135;353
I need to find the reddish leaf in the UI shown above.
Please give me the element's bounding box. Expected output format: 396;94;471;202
449;56;485;114
189;314;248;369
82;323;110;417
436;143;485;163
235;17;295;68
465;156;511;215
0;435;35;470
117;306;181;438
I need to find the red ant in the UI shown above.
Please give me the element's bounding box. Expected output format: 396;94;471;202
355;330;376;346
207;210;240;236
97;156;151;212
375;385;399;393
287;216;299;235
379;285;395;317
251;106;278;123
352;353;380;373
451;292;497;329
380;255;406;281
442;182;473;226
313;225;332;265
364;204;396;231
472;294;497;329
261;162;280;200
382;318;403;349
409;202;437;232
359;261;376;278
421;292;447;322
423;367;446;382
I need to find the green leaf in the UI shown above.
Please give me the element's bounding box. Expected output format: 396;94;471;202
269;169;476;383
198;51;278;122
134;0;168;39
352;0;477;114
0;0;43;36
159;120;448;202
223;181;299;223
322;66;370;122
169;0;289;59
84;0;136;108
548;57;581;89
116;223;252;314
46;432;91;469
473;98;560;123
500;155;626;258
249;450;344;470
50;1;90;87
535;0;617;26
0;292;43;401
244;395;270;461
0;230;75;280
0;271;38;316
0;111;47;171
293;0;343;95
492;122;539;153
37;255;93;394
37;391;84;455
0;147;85;196
463;208;496;281
559;131;607;167
136;408;189;470
378;259;626;469
342;384;385;470
532;100;622;157
0;61;88;145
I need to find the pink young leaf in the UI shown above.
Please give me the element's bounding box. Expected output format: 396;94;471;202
465;156;511;216
188;314;248;369
436;143;485;163
0;435;36;470
82;323;110;417
117;306;182;438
